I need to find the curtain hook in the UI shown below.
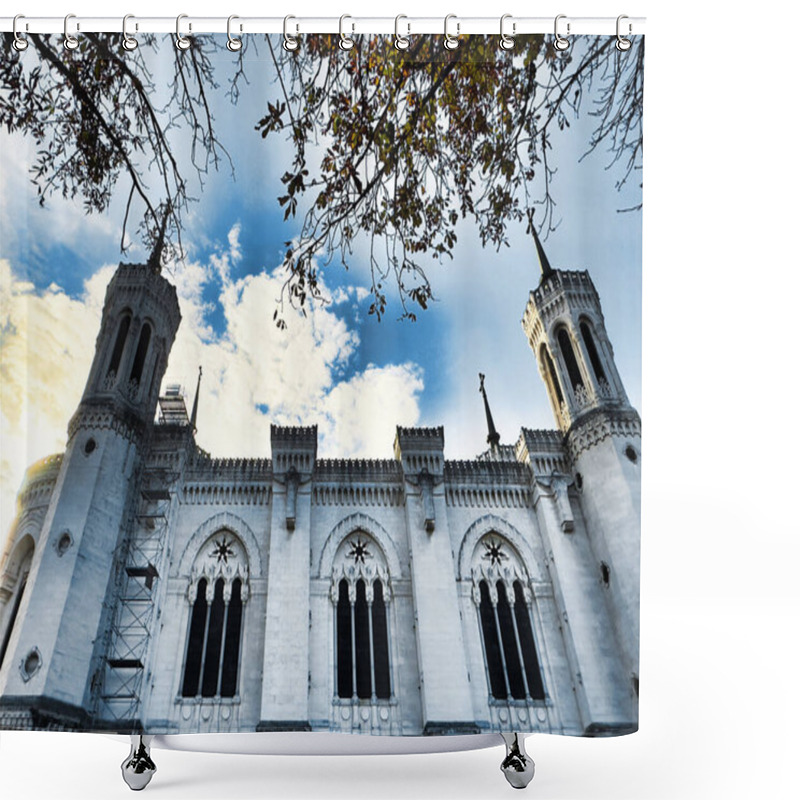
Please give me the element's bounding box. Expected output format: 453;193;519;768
122;14;138;52
499;14;515;51
339;14;354;51
12;14;28;52
616;15;632;51
443;13;459;51
283;15;299;51
394;14;410;51
227;15;243;52
553;14;570;51
64;13;79;52
175;13;191;51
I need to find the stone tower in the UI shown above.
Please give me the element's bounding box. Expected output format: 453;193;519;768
0;247;180;728
521;231;641;697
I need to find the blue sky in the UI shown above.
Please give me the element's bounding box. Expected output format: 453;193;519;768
0;35;642;534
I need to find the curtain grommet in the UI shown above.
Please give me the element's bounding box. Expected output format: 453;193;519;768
122;14;139;52
553;14;570;52
616;15;632;51
339;14;355;51
282;15;299;51
175;13;191;51
443;14;460;51
499;14;515;51
12;14;28;52
227;15;243;52
64;13;79;52
394;15;410;51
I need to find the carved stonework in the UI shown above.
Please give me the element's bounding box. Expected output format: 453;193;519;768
189;531;250;602
470;534;531;606
567;409;642;461
331;532;391;603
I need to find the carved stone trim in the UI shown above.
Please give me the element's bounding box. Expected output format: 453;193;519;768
566;409;642;461
317;512;402;579
175;512;263;578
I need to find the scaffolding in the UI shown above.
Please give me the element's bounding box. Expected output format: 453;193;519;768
94;465;175;725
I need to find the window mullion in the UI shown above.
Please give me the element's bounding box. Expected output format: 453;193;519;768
216;595;230;698
196;586;212;698
509;595;532;701
492;593;512;699
384;588;393;699
349;589;357;700
367;598;376;702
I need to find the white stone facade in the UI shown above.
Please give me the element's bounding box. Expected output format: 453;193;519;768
0;252;640;738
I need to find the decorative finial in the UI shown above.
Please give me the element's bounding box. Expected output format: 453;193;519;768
190;366;202;431
526;209;553;277
478;372;501;452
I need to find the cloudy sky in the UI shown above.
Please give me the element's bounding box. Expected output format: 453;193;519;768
0;36;642;538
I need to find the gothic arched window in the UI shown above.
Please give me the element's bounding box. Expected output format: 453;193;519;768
332;534;392;701
557;328;584;393
181;531;248;699
129;322;152;385
0;538;34;670
472;535;545;702
540;345;564;407
107;313;131;377
580;321;607;383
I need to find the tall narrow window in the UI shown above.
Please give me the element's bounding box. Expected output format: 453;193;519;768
219;579;243;697
181;578;208;697
478;579;546;702
0;575;27;670
130;323;151;384
514;582;545;700
182;532;249;699
200;579;225;697
580;321;607;383
558;328;584;392
541;346;564;406
107;314;131;376
336;579;353;698
336;577;391;700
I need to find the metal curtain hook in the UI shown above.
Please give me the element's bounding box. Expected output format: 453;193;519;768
64;13;79;51
553;14;570;51
443;13;459;51
339;14;354;50
175;14;191;51
394;14;410;51
283;15;299;51
499;14;515;51
616;15;632;51
227;15;242;51
122;14;138;51
12;14;28;52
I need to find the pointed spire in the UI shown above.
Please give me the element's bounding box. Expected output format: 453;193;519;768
478;372;501;452
147;206;170;272
527;209;553;277
190;366;202;431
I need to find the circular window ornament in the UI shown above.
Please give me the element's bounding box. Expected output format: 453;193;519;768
21;647;42;682
624;444;638;464
55;531;73;557
84;437;97;456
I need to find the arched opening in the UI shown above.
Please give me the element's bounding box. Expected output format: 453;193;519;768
540;345;564;407
335;576;391;700
130;322;152;384
0;541;34;670
107;313;131;377
580;321;607;383
181;531;248;699
557;328;584;393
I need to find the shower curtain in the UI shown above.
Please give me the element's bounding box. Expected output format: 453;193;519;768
0;29;643;738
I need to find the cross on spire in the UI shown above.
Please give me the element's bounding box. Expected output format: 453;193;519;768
190;366;202;431
526;209;553;277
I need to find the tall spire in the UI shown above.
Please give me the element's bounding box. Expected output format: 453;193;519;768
147;206;170;272
527;209;553;277
190;366;202;431
478;373;501;452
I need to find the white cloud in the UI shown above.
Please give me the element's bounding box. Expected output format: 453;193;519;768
0;231;425;539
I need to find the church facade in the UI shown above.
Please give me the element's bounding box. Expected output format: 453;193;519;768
0;238;641;738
